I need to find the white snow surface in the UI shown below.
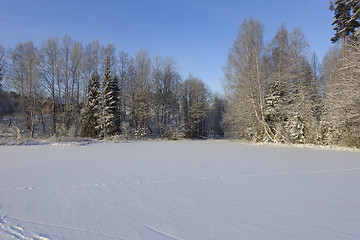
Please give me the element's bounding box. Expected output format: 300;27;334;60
0;140;360;240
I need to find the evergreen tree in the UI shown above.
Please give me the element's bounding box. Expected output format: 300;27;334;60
80;72;100;138
112;74;121;134
330;0;354;43
330;0;360;60
349;0;360;37
99;57;119;138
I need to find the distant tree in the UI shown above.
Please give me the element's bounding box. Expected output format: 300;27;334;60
0;44;5;89
181;74;209;139
151;56;182;138
117;51;134;135
8;42;41;137
131;50;152;139
40;37;61;136
206;94;225;138
81;72;100;138
82;40;101;102
0;44;12;117
59;34;74;133
69;40;84;136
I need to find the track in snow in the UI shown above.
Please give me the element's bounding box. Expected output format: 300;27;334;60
3;167;360;193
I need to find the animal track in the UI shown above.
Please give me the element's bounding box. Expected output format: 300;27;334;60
4;167;360;193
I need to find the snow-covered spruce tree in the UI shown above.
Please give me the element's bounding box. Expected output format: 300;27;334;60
80;72;100;138
98;57;120;139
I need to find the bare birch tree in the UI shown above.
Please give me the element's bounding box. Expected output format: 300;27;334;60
224;18;275;141
8;42;41;137
0;44;5;89
40;37;61;136
151;56;182;138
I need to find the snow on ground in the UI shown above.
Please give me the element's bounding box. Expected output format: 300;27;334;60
0;140;359;240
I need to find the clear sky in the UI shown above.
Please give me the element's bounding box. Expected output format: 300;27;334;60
0;0;334;93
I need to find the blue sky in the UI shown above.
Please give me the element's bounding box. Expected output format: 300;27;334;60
0;0;334;93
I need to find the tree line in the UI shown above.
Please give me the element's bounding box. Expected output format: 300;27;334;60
1;0;359;147
224;0;360;148
0;38;224;139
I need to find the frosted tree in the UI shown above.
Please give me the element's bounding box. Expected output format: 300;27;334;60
131;50;152;139
151;56;182;138
263;26;318;144
181;74;209;139
118;51;135;135
325;0;360;147
342;40;360;146
82;40;101;99
224;18;276;141
263;24;291;141
81;72;100;138
68;41;84;136
0;44;5;89
40;37;61;136
286;28;318;143
322;41;360;147
59;34;74;133
8;42;41;137
98;56;120;138
0;44;8;117
206;94;225;138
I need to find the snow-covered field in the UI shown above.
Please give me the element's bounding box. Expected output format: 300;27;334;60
0;141;359;240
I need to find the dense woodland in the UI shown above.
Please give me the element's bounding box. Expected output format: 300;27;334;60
0;0;359;147
224;0;360;148
0;39;223;140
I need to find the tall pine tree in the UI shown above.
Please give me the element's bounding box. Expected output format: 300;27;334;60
330;0;360;58
349;0;360;37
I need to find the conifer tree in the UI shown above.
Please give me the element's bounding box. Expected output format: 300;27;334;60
330;0;353;43
349;0;360;37
81;72;100;138
330;0;359;58
99;57;119;138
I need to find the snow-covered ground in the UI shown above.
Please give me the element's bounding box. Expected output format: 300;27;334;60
0;141;359;240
